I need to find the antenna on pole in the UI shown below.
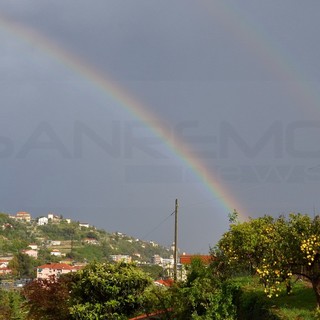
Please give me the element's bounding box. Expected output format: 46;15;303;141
173;199;178;281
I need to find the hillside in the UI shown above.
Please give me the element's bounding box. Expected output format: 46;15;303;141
0;212;171;264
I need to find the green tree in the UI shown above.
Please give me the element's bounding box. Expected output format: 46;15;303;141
0;288;26;320
170;258;237;319
69;262;152;320
218;213;320;307
8;252;37;279
139;265;163;280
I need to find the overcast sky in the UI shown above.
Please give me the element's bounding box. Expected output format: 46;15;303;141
1;1;320;253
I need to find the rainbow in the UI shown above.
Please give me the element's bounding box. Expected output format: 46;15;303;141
0;13;255;219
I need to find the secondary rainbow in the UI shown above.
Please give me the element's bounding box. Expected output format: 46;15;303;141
201;0;320;111
0;15;245;218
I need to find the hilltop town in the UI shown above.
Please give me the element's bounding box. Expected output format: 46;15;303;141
0;210;188;283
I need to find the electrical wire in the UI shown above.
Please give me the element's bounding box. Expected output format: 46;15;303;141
141;211;175;240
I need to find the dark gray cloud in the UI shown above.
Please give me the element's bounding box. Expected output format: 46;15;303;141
0;1;320;252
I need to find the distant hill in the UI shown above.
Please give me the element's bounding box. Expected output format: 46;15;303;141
0;212;171;263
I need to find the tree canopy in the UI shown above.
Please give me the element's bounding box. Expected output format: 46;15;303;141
217;213;320;306
69;262;152;320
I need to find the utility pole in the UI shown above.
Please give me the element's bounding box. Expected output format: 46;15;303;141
173;198;178;281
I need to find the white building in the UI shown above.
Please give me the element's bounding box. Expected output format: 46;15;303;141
79;223;90;228
50;249;62;257
38;217;48;226
110;255;132;263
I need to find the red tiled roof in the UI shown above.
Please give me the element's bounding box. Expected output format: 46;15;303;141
37;263;73;270
180;255;212;265
129;309;173;320
16;211;30;215
154;279;174;287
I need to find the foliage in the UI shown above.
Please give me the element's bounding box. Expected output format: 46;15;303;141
233;276;317;320
217;213;320;307
37;223;81;241
70;245;106;262
0;288;26;320
69;262;152;320
170;259;237;319
138;264;164;280
0;213;34;255
0;213;171;267
8;253;38;279
23;275;72;320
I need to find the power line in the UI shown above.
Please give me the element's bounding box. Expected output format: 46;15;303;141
142;211;175;240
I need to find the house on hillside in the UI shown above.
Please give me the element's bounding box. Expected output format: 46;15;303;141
16;211;31;223
36;263;80;279
0;259;10;268
110;255;132;263
50;249;62;257
152;255;162;265
37;216;48;226
48;213;61;224
1;223;13;230
0;267;12;276
47;240;61;246
28;244;38;250
22;249;38;259
83;238;99;245
79;222;90;228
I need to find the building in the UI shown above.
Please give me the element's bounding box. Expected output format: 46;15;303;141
83;238;99;245
110;255;132;263
1;223;13;230
179;254;212;265
161;258;174;268
37;263;79;280
38;217;48;226
50;249;62;257
154;278;174;287
28;244;38;250
179;254;212;281
152;255;162;265
48;240;61;246
16;211;31;223
22;249;38;259
79;222;90;228
0;267;12;276
48;213;61;223
0;259;10;268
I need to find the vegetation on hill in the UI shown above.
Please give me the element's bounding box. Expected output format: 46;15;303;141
0;212;171;266
1;211;320;319
0;213;35;255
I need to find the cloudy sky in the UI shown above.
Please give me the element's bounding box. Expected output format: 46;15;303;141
1;1;320;252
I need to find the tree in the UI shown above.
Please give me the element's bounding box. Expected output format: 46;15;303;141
169;258;237;319
218;213;320;307
69;262;152;320
23;275;72;320
8;252;37;279
0;288;26;320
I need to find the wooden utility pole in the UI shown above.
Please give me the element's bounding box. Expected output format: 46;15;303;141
173;198;178;281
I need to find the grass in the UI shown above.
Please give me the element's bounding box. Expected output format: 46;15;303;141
234;276;318;319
